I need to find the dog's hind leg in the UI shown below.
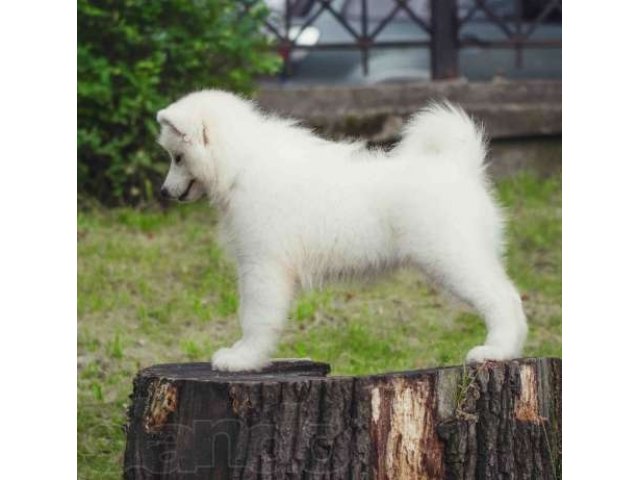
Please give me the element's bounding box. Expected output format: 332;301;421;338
211;261;293;371
416;249;528;362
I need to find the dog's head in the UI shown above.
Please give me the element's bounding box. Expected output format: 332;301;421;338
156;101;210;203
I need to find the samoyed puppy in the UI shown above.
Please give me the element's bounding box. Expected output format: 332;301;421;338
156;90;527;371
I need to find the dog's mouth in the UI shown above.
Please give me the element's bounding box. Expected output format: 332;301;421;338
178;179;195;201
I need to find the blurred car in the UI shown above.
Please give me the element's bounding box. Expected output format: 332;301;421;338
262;0;561;84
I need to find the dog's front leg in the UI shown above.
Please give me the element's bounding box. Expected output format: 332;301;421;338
211;261;293;371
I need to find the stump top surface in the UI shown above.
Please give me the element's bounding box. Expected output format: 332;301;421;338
137;357;560;383
139;359;331;381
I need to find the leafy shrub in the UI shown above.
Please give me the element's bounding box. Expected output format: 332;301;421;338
78;0;280;205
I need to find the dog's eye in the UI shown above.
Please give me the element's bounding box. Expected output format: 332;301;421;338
174;154;183;165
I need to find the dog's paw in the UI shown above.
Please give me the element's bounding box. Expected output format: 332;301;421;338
211;345;269;372
465;345;514;364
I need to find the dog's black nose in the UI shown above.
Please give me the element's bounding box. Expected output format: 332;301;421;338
160;186;170;199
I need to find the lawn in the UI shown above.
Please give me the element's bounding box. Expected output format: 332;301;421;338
77;170;561;479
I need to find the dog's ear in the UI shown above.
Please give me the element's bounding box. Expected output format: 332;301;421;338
157;109;209;146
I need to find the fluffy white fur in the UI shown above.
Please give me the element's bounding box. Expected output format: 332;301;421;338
156;89;527;371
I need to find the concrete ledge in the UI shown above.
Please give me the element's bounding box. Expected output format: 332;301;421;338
488;137;561;178
257;79;561;142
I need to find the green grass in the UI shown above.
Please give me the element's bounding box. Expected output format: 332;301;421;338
77;171;561;479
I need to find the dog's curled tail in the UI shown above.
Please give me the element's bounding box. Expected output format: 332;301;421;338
397;101;487;173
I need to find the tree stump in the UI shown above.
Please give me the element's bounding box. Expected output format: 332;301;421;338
124;358;561;479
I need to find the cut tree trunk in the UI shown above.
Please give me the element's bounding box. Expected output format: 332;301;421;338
124;358;561;479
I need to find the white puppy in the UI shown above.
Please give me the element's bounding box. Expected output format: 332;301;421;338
156;90;527;371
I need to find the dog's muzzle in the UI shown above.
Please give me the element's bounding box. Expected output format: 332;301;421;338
178;180;195;201
160;180;195;201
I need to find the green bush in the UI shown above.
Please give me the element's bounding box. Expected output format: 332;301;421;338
78;0;281;205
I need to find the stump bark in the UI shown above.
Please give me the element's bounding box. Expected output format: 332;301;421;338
124;358;561;479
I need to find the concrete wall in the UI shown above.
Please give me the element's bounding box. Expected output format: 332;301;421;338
257;79;561;177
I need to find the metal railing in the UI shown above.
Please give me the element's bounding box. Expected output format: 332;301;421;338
242;0;561;79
